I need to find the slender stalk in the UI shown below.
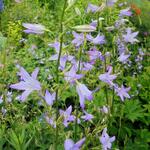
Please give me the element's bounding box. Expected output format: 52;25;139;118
74;33;86;141
55;0;67;149
104;55;109;106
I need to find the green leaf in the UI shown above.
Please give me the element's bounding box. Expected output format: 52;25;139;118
124;100;144;122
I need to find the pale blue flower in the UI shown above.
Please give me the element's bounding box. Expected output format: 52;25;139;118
44;90;56;106
0;96;3;104
87;3;100;13
115;85;131;101
86;33;106;45
64;137;86;150
100;128;115;150
10;67;41;101
59;106;75;127
119;8;132;17
76;83;93;108
88;47;103;64
101;106;109;114
72;32;84;47
123;28;139;44
81;110;94;121
64;65;83;84
106;0;118;7
0;0;4;12
45;116;56;128
99;66;117;86
22;23;46;34
118;53;130;63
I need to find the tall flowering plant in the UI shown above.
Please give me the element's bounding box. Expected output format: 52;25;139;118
8;0;145;149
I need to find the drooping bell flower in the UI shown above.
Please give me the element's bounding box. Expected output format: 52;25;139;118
76;83;93;108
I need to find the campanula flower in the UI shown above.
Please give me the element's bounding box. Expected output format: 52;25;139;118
10;67;41;101
100;128;115;150
81;110;94;121
0;0;4;12
44;90;56;106
86;33;106;45
72;32;84;47
76;83;93;108
64;65;84;84
115;85;131;101
119;8;132;17
45;116;56;128
106;0;118;7
22;23;46;34
118;53;130;63
49;41;67;70
64;137;86;150
90;17;104;27
123;28;139;44
99;66;117;86
87;3;100;13
101;106;109;114
82;62;93;71
0;96;3;104
88;47;103;64
59;106;75;127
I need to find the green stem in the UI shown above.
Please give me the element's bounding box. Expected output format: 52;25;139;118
74;33;86;141
104;56;109;106
55;0;67;149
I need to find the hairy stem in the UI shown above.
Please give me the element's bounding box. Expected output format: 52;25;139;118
55;0;67;149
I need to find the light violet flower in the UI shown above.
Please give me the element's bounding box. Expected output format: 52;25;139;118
88;47;103;64
100;128;115;150
76;83;93;108
64;65;84;84
81;110;94;121
115;85;131;101
44;90;56;106
118;53;130;63
48;41;61;53
101;106;109;114
90;17;104;27
45;116;56;128
0;0;4;12
119;8;132;17
86;33;105;45
82;62;93;71
59;106;75;127
72;32;84;47
6;91;12;103
48;41;67;70
0;96;3;104
22;23;46;34
87;3;100;13
99;66;117;85
106;0;118;7
64;137;86;150
123;28;139;44
10;67;41;101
